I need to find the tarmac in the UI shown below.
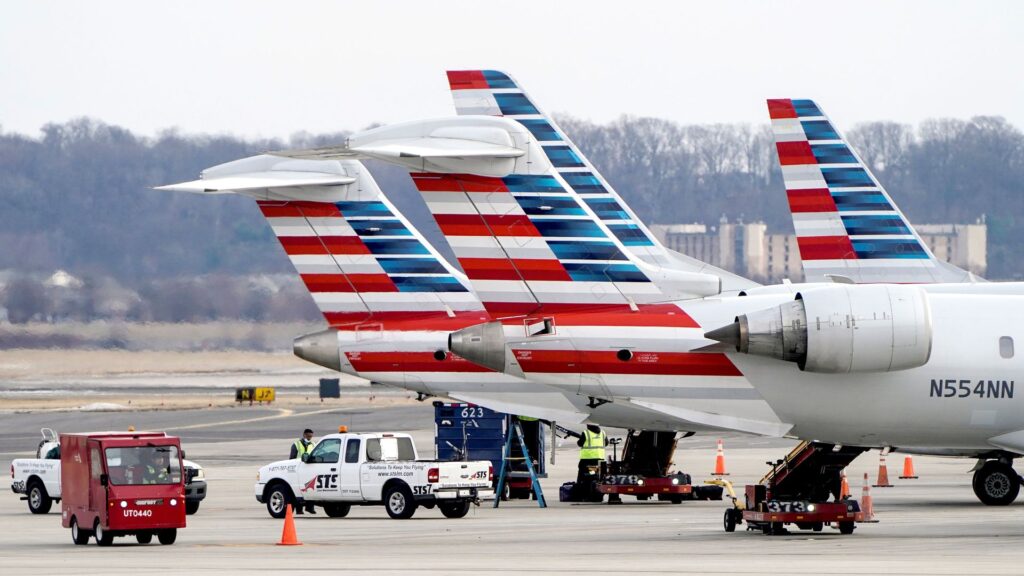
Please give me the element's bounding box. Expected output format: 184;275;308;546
3;405;1024;575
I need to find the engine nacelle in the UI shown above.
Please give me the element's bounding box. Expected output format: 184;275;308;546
705;284;932;373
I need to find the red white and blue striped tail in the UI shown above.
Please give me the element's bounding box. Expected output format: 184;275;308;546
768;98;979;284
159;155;488;330
447;70;756;292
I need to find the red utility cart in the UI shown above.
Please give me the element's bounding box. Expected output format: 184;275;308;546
60;432;186;546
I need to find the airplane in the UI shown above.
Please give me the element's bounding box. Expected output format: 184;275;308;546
354;91;1022;507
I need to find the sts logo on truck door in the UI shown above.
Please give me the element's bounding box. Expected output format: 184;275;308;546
303;475;338;492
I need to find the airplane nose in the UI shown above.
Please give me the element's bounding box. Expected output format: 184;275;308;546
293;329;342;372
448;321;507;372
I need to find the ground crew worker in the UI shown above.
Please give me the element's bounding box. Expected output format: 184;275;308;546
576;423;607;485
142;450;170;484
290;429;316;514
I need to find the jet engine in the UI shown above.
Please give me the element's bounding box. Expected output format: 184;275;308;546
705;284;932;373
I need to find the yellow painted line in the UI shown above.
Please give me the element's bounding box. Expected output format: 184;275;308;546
167;406;350;431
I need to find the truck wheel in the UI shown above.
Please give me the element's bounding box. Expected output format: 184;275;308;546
158;529;177;545
383;484;417;519
973;461;1021;506
723;509;737;532
324;503;351;518
71;517;91;545
185;501;200;515
27;480;52;514
439;501;470;519
136;532;153;544
838;521;855;535
265;483;294;519
94;519;114;546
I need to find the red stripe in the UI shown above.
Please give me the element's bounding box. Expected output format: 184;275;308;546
434;214;539;237
513;350;741;376
775;141;815;166
484;302;646;319
349;274;398;292
257;201;341;218
326;310;491;331
460;258;570;281
302;274;353;293
347;351;492;373
767;99;797;119
279;236;369;255
446;70;489;91
411;173;508;193
787;189;838;213
797;236;856;260
549;303;700;328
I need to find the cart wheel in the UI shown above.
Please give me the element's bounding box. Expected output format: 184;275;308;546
723;509;737;532
838;521;855;535
158;529;177;545
439;501;471;519
94;519;113;546
71;517;91;545
136;532;153;544
812;522;823;532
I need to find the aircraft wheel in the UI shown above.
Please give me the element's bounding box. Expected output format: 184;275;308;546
973;461;1021;506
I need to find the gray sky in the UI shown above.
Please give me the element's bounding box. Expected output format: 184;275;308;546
3;1;1021;139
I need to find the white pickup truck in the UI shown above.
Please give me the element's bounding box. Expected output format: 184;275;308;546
10;429;208;515
256;432;494;519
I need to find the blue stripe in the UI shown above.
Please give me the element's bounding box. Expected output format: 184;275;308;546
516;196;584;216
801;120;840;141
608;224;655;246
503;175;565;193
852;239;928;259
336;201;392;217
822;167;874;188
562;172;608;194
544;146;586;168
517;119;562;142
831;191;893;212
547;241;626;261
494;93;540;116
532;219;606;238
584;198;628;220
392;276;469;292
564;263;648;283
363;239;429;255
811;144;858;164
349;219;412;237
841;215;911;236
377;258;448;274
792;99;824;117
482;70;517;89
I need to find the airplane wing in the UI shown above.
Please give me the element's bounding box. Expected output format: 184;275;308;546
628;399;793;437
448;392;589;424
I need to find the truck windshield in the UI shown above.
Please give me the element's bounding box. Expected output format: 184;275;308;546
105;446;181;485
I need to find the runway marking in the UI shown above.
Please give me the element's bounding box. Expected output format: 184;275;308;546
164;407;355;431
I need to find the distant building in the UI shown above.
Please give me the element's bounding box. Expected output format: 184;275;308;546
650;219;987;283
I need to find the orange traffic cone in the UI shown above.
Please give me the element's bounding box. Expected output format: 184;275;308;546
899;455;919;479
858;472;875;522
277;504;302;546
840;468;851;499
873;452;893;487
712;439;729;476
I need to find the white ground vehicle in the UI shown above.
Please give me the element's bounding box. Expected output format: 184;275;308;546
255;432;494;519
10;429;207;514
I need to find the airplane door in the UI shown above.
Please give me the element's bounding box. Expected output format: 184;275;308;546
297;438;342;502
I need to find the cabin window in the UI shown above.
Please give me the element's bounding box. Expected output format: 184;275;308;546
999;336;1014;359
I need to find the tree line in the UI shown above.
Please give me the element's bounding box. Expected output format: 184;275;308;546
1;113;1021;323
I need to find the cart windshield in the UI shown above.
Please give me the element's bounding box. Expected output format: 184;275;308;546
105;446;181;485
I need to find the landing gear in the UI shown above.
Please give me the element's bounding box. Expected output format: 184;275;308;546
972;460;1021;506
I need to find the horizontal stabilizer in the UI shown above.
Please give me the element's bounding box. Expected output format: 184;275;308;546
629;399;792;437
448;392;589;424
156;172;355;194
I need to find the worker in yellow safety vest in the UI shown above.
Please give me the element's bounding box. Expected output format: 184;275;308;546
290;428;316;514
576;424;607;483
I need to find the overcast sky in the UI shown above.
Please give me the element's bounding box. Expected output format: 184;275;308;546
3;1;1020;139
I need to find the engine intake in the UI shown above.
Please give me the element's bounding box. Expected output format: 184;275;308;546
705;284;932;373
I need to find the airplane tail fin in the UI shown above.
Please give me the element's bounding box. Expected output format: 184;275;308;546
447;70;757;291
158;155;487;329
768;98;978;284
